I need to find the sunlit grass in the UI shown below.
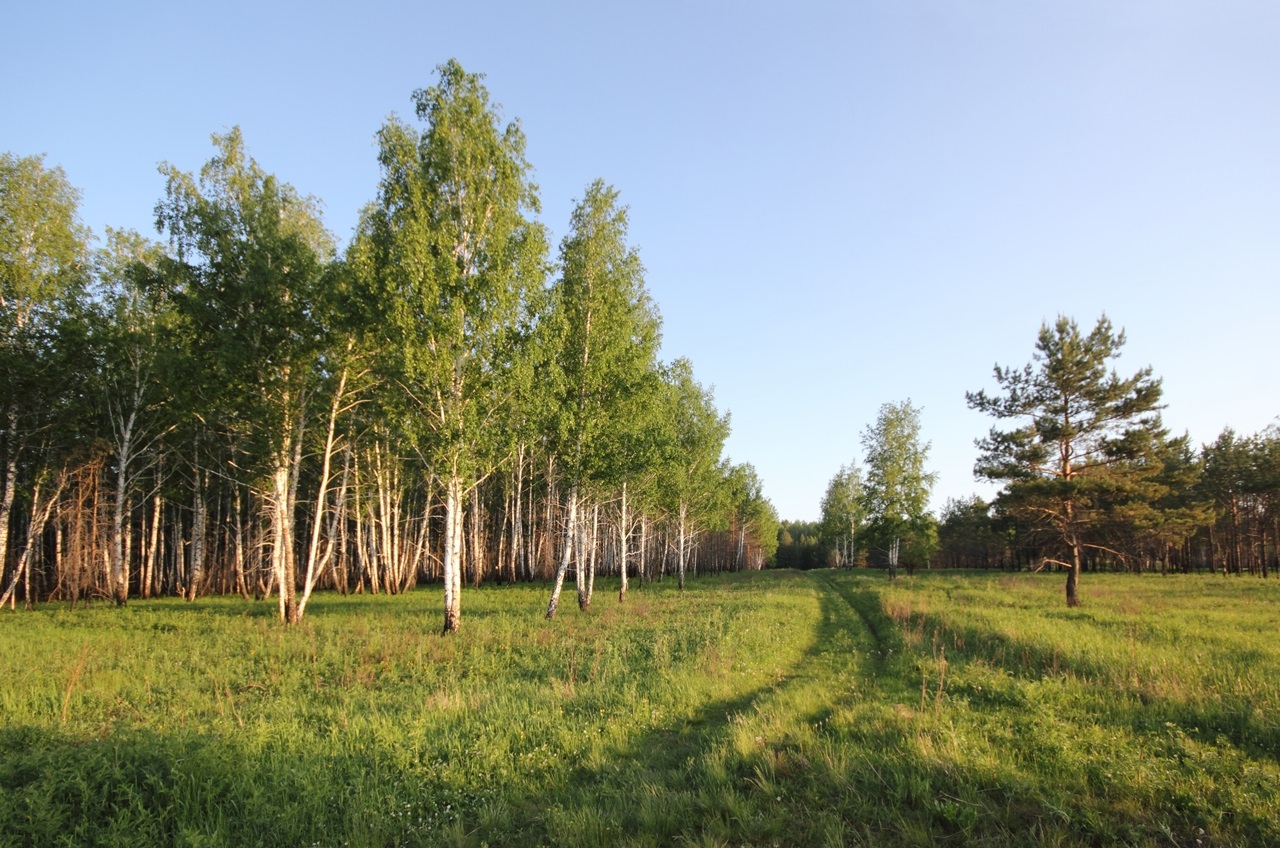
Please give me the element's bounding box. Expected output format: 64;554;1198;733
1;569;1278;846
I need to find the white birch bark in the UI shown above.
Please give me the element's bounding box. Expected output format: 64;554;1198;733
271;459;293;619
678;500;688;590
618;482;629;602
109;406;137;605
1;473;63;609
511;444;524;582
0;409;18;587
442;474;463;633
188;473;207;602
297;368;350;619
545;485;578;619
581;502;598;610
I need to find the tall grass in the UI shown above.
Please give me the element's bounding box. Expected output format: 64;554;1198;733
1;570;1277;846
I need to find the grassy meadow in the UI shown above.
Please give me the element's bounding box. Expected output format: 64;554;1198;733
1;570;1278;847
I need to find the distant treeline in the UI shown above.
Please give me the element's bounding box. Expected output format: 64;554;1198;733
936;424;1280;576
786;425;1280;578
0;61;779;626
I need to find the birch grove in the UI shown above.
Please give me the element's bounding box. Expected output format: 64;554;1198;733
0;64;779;619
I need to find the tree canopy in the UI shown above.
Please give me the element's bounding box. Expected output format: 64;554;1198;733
966;315;1166;605
0;59;774;620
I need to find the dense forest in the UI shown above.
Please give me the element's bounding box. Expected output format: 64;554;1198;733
0;61;780;627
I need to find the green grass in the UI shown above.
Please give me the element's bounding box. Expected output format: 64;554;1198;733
1;570;1278;847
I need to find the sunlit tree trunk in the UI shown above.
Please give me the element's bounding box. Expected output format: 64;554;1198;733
2;474;63;609
442;474;463;633
640;513;649;584
510;445;524;583
109;407;137;605
298;367;350;619
678;501;688;590
271;458;296;620
618;482;629;602
0;429;16;594
231;489;248;599
143;494;161;598
545;485;579;619
580;502;598;610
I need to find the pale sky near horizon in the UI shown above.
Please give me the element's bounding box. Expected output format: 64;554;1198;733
5;1;1278;521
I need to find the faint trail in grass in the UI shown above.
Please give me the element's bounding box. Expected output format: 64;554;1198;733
814;570;904;674
479;571;888;846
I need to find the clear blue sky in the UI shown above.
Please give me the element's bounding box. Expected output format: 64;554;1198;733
6;1;1279;520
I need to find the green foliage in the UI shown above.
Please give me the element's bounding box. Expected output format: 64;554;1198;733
0;152;96;557
724;462;779;567
3;573;1278;846
0;153;91;332
353;59;547;479
546;179;661;488
937;495;1008;568
860;400;938;569
820;461;865;565
155;127;334;467
0;154;93;433
775;519;824;569
968;315;1167;603
656;358;730;516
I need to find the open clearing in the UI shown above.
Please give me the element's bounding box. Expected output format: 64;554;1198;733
2;570;1278;847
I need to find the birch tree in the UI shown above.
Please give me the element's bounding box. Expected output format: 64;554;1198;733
544;181;660;618
355;60;547;633
820;462;865;567
96;228;175;605
860;400;937;578
156;128;335;622
723;462;778;571
0;153;91;593
658;359;730;590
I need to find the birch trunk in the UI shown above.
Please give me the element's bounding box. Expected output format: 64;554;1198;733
574;502;586;609
452;482;464;619
0;409;19;587
109;408;137;605
640;514;648;584
144;496;161;598
1;474;63;609
678;501;688;591
511;444;524;583
580;503;598;610
618;482;629;602
188;473;207;602
442;475;463;634
232;489;249;599
272;460;297;620
545;485;578;619
298;366;348;620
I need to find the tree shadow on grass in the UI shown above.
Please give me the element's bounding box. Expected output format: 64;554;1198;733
0;574;824;848
760;574;1280;847
891;601;1280;766
6;573;1276;847
450;570;899;846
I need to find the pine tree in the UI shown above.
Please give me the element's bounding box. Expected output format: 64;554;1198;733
967;315;1164;606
